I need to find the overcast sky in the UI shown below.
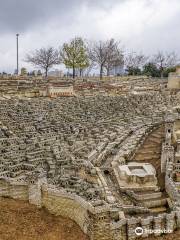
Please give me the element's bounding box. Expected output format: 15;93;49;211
0;0;180;73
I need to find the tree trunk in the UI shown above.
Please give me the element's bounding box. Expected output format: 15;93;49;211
73;67;75;79
160;70;163;78
45;67;48;78
160;65;163;78
100;65;103;80
106;68;110;76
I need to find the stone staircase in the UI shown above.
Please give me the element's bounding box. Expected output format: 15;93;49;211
134;190;168;214
133;125;165;190
125;189;169;214
130;125;169;214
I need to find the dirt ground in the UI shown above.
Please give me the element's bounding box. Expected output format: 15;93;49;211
0;197;89;240
0;197;179;240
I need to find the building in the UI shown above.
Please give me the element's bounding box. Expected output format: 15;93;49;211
39;84;74;97
117;162;158;190
109;65;125;76
168;66;180;89
48;69;64;77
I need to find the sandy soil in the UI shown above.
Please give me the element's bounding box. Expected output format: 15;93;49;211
0;197;179;240
0;197;89;240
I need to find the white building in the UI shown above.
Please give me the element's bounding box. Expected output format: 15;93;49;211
39;84;74;97
48;69;64;77
109;65;125;76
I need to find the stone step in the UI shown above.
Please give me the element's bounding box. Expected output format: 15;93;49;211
142;197;167;208
140;141;162;149
150;206;167;213
145;137;163;144
133;191;162;200
134;155;160;161
135;149;161;155
151;133;164;138
134;151;161;158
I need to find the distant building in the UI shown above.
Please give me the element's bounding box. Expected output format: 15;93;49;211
109;65;125;76
48;69;64;77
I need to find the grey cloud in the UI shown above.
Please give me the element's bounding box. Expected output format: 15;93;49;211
0;0;78;33
0;0;119;34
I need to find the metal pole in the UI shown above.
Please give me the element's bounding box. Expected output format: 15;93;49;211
16;34;19;75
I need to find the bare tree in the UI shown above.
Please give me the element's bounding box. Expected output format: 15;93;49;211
88;39;124;79
153;51;178;78
88;40;110;79
125;51;147;75
104;39;124;76
25;47;60;77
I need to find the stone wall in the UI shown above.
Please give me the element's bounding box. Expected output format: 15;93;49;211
42;186;92;233
168;72;180;89
112;212;179;240
165;175;180;204
0;178;92;234
0;178;180;239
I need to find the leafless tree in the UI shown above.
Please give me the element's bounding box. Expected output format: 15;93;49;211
80;61;94;77
25;47;60;77
104;39;124;76
88;40;108;79
88;39;124;79
125;51;147;75
153;51;178;78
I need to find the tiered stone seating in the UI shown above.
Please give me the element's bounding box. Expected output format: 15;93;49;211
0;92;177;204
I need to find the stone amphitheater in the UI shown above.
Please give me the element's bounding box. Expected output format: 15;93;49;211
0;71;180;240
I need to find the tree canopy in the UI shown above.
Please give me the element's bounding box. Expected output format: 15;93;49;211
142;63;160;77
60;37;89;78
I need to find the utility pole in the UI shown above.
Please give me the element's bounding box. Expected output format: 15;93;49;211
16;33;19;75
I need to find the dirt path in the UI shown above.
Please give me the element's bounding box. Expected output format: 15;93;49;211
0;197;89;240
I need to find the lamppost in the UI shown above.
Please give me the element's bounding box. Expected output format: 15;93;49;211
16;33;19;75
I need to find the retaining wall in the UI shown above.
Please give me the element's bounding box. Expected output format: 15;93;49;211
0;178;180;240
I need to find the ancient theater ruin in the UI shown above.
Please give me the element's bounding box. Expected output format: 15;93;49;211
0;72;180;240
